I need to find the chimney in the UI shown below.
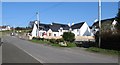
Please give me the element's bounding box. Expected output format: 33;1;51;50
72;23;74;25
94;19;98;23
35;20;38;24
68;23;70;27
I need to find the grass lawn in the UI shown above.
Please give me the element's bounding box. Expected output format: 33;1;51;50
51;43;61;47
67;42;77;47
86;47;120;56
30;39;50;44
29;39;119;56
0;30;13;36
30;39;77;48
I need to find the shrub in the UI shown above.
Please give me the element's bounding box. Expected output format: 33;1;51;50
39;38;44;40
62;32;75;42
49;39;57;44
95;31;120;51
67;42;77;47
32;37;44;40
56;38;64;43
32;37;38;40
101;31;120;51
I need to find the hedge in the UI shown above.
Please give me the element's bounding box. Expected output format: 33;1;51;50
95;31;120;51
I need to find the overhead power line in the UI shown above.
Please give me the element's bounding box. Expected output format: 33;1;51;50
39;3;63;13
27;3;63;26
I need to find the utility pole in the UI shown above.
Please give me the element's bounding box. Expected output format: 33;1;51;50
13;25;15;33
98;0;101;48
36;12;40;37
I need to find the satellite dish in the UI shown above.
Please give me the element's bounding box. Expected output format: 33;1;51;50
68;23;70;27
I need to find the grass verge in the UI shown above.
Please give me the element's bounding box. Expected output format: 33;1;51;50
30;39;77;48
86;47;120;56
67;42;77;47
30;39;50;44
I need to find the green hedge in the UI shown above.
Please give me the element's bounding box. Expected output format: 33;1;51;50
95;31;120;51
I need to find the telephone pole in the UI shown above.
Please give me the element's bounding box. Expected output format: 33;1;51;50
98;0;101;48
36;12;40;37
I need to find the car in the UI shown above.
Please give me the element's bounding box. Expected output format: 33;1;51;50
10;32;15;36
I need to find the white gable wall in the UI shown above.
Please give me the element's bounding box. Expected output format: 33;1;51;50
47;29;52;36
31;23;37;37
53;32;59;36
58;28;63;36
58;27;68;36
47;29;59;36
72;29;80;36
80;22;93;36
39;30;46;37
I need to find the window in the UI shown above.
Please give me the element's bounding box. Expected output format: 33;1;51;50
60;29;62;32
60;27;63;32
42;32;45;36
54;34;56;36
49;33;51;36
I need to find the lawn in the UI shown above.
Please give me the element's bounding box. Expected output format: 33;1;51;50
30;39;119;56
30;39;50;44
30;39;77;47
86;47;120;56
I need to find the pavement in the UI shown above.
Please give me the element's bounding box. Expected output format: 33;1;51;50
1;36;119;64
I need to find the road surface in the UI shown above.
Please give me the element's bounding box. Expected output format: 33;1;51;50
2;36;118;64
0;44;2;65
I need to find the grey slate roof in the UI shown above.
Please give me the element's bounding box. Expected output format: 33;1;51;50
92;18;115;28
71;22;85;29
52;23;70;30
37;23;70;32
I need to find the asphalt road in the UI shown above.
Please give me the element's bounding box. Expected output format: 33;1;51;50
0;44;2;65
2;36;118;63
2;41;40;63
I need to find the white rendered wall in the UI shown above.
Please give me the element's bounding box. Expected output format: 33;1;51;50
80;22;93;36
31;24;37;37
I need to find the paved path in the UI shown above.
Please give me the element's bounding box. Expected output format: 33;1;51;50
2;36;118;63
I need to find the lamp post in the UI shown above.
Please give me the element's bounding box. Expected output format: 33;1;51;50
98;0;101;48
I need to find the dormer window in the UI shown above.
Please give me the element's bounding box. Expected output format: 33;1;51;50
60;27;63;32
60;29;62;32
69;28;72;31
60;27;63;29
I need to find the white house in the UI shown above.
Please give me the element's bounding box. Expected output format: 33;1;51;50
43;23;70;37
31;21;94;39
31;22;70;38
71;22;93;36
91;18;117;34
0;25;11;31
